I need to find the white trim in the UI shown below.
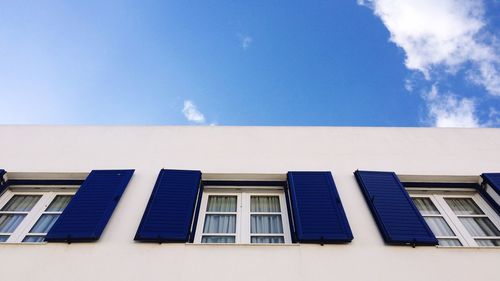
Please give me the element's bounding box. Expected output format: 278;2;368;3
0;189;75;243
409;189;500;247
194;189;291;244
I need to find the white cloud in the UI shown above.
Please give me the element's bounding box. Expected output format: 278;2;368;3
424;85;479;128
238;34;253;50
182;100;205;124
359;0;500;96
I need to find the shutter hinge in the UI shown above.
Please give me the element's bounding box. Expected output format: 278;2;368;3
320;236;324;246
411;238;416;248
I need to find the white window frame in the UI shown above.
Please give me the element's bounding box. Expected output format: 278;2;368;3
194;188;292;244
408;188;500;247
0;187;76;243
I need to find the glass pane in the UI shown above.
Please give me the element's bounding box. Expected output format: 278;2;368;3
475;239;500;247
1;195;41;211
423;217;455;236
445;198;484;215
0;214;26;233
203;215;236;233
251;215;283;234
460;217;500;237
201;236;235;243
206;196;237;212
438;239;462;246
29;214;60;233
251;196;281;212
46;195;73;212
412;198;440;215
0;235;9;242
251;236;285;244
22;236;45;243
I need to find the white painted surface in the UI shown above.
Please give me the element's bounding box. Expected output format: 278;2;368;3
0;126;499;281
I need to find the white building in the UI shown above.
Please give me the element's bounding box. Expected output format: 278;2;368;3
0;126;499;281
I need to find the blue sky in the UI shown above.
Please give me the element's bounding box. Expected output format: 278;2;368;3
1;1;499;127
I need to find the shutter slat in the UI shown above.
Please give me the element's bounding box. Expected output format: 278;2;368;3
45;170;134;242
354;170;437;246
287;171;353;243
135;169;201;242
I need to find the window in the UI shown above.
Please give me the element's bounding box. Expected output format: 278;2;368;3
409;189;500;247
0;189;75;243
194;189;292;244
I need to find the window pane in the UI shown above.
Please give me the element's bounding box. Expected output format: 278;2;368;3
0;214;26;233
251;215;283;234
445;198;484;215
29;214;60;233
203;215;236;233
0;235;9;242
251;196;281;212
251;236;285;244
423;217;455;236
475;239;500;247
460;217;500;237
46;195;73;212
201;236;235;243
22;236;45;243
1;195;41;211
206;196;237;212
438;239;462;246
412;198;440;215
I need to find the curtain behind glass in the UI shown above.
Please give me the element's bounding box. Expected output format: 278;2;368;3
1;195;41;211
460;217;500;237
423;217;455;236
251;196;280;212
201;236;235;243
46;195;73;212
29;214;60;233
203;215;236;233
207;196;236;212
251;215;283;234
445;198;483;215
412;198;440;215
251;236;284;244
0;214;26;233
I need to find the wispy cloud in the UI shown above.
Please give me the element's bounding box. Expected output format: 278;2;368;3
182;100;205;124
238;34;253;50
359;0;500;127
424;85;479;127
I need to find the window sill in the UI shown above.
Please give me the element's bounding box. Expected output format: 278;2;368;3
187;243;300;247
0;242;48;245
436;245;500;249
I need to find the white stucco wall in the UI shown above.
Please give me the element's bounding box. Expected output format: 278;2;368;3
0;126;499;281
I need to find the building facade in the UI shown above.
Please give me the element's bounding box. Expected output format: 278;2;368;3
0;126;499;281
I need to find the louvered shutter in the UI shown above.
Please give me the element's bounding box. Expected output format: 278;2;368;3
287;171;353;243
480;173;500;210
0;169;6;195
45;170;134;242
354;170;437;246
135;169;202;242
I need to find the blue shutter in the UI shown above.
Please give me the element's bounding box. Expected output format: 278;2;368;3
354;170;437;246
480;173;500;211
287;171;353;243
135;169;201;242
0;169;7;195
45;170;134;242
481;173;500;196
